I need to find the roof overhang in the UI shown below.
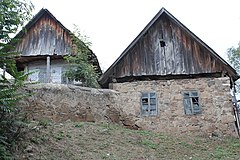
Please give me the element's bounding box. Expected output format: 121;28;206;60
99;7;239;87
15;55;64;64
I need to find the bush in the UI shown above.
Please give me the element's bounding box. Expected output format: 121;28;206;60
64;25;99;88
0;0;33;158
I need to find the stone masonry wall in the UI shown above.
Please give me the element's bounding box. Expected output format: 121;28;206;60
20;84;122;123
110;77;237;136
19;77;237;136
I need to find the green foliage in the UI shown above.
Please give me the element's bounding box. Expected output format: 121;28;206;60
0;0;33;42
54;131;65;140
227;43;240;92
0;143;12;160
141;139;158;149
64;25;99;88
227;44;240;74
0;65;32;160
211;147;233;159
74;123;83;128
0;0;33;71
0;0;33;159
38;118;51;128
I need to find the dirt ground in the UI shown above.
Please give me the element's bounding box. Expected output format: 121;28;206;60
13;120;240;160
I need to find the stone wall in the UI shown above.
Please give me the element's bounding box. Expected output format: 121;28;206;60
20;77;238;137
20;84;122;123
110;77;237;136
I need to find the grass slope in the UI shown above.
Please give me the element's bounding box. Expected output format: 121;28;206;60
14;121;240;160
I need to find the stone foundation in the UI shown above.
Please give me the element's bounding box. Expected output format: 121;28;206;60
19;77;238;137
110;77;237;136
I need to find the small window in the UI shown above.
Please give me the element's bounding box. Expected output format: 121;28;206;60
182;91;201;115
160;40;166;47
141;92;157;116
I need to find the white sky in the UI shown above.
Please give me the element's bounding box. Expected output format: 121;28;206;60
31;0;240;71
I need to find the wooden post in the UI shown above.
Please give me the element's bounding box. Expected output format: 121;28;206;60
46;56;51;83
231;78;240;137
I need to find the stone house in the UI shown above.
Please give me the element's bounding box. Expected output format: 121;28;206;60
14;9;102;84
99;8;240;136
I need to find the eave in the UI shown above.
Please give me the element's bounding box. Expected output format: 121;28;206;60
99;7;238;87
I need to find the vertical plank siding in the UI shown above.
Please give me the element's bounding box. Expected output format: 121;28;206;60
111;14;230;79
15;9;102;76
15;13;72;56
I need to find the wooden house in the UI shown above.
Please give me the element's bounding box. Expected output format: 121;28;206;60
14;9;102;84
99;8;240;136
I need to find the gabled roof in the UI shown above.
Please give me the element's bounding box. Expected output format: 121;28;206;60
14;8;102;76
15;8;71;39
99;7;238;86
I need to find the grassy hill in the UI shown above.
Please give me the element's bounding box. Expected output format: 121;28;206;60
14;120;240;160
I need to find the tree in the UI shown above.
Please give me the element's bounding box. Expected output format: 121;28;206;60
227;44;240;74
227;43;240;92
0;0;33;159
64;26;99;88
0;0;33;72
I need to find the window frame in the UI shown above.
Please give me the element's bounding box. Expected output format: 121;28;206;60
141;92;158;116
38;67;47;83
182;90;201;115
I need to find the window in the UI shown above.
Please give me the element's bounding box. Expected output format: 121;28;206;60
38;68;47;83
160;40;166;47
182;91;201;115
141;92;157;116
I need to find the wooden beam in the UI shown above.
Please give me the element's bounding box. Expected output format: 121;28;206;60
46;56;51;83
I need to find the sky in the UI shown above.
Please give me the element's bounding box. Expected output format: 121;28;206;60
31;0;240;71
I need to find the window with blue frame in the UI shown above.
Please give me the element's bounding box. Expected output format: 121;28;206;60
182;91;201;115
141;92;157;116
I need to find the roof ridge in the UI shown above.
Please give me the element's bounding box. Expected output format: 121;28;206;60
99;7;238;86
14;8;71;39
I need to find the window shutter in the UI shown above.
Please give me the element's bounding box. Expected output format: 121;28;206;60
142;104;149;116
183;97;192;115
150;93;157;115
192;104;201;114
141;93;149;116
192;97;201;114
183;91;201;115
141;92;157;116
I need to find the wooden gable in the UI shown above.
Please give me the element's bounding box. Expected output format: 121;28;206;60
99;8;238;88
15;8;72;56
14;9;102;76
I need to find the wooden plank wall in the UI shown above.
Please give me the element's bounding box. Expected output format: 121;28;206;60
113;14;225;78
14;13;102;76
15;13;72;56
